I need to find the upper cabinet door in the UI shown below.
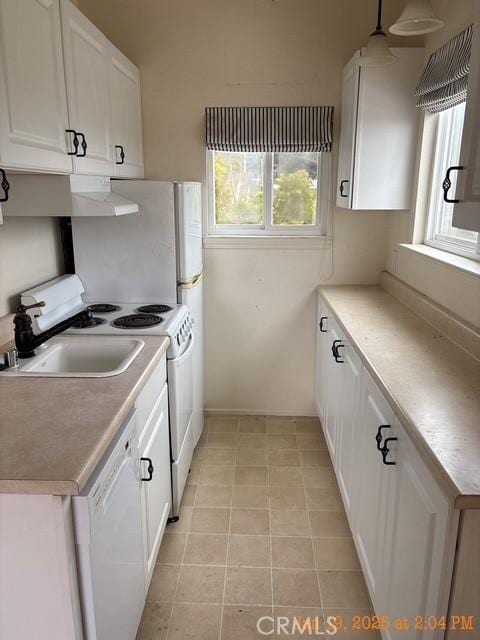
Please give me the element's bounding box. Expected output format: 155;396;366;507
60;0;113;175
453;13;480;233
336;52;360;209
110;45;144;178
337;48;423;210
0;0;72;172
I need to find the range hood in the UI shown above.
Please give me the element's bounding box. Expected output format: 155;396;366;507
2;174;139;217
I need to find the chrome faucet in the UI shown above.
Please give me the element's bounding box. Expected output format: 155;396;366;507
14;301;95;359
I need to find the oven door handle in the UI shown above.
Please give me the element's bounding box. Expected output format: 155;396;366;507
175;332;195;362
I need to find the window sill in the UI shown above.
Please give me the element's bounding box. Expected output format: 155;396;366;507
203;235;332;250
398;244;480;279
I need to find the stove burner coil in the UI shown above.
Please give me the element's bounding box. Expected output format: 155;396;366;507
87;304;121;314
136;304;173;314
112;314;163;329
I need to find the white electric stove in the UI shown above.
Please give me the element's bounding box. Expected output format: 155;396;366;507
21;274;194;519
65;301;193;360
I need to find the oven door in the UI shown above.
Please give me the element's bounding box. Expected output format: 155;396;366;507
167;333;194;462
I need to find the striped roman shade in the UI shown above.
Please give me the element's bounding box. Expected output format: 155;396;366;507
415;25;473;113
205;106;334;152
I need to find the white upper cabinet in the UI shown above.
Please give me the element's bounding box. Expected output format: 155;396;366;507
110;45;144;178
60;0;113;176
336;52;360;207
0;0;145;177
453;12;480;233
337;48;423;210
0;0;72;173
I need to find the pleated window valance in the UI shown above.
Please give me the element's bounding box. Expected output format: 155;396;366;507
205;106;334;152
415;25;473;113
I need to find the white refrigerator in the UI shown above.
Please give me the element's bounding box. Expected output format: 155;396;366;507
71;180;204;447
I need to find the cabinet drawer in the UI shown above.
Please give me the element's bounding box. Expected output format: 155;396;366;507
136;355;167;429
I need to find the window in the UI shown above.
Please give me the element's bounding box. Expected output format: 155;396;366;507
208;150;330;236
425;102;480;259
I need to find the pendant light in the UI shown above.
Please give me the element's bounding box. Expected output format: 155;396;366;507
389;0;444;36
359;0;396;67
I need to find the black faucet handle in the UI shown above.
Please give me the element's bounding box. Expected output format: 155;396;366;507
16;301;46;314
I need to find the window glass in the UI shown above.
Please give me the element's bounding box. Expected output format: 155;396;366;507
272;152;318;226
214;152;264;225
427;102;479;255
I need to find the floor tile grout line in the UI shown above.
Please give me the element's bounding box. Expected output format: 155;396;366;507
268;451;274;616
307;470;326;623
159;532;353;542
164;424;209;640
217;417;238;640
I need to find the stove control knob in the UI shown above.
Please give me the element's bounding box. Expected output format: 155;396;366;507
176;335;181;346
180;332;187;343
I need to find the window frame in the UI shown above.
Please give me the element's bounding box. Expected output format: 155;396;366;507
206;150;331;237
424;104;480;261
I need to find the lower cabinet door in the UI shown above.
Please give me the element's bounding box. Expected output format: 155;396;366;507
139;382;171;589
335;342;361;516
315;298;330;423
351;369;394;602
381;420;454;640
324;318;344;459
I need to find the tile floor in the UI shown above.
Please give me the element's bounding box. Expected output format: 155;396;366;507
136;415;378;640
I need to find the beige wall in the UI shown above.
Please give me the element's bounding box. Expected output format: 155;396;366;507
0;217;63;319
386;0;479;330
79;0;417;414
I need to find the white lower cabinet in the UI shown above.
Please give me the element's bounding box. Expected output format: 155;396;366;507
314;298;329;422
335;339;361;516
380;421;453;640
315;296;457;638
351;369;395;600
137;380;171;589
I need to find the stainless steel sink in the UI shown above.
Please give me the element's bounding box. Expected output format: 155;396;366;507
0;336;144;378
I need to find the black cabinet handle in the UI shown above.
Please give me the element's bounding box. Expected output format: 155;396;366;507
115;145;125;165
76;132;88;157
0;168;10;203
442;165;464;203
375;424;391;451
331;339;344;363
380;437;398;466
319;316;328;333
140;457;154;481
339;179;349;198
66;129;79;156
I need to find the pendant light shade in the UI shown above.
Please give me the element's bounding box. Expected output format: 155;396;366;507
359;0;396;67
389;0;444;36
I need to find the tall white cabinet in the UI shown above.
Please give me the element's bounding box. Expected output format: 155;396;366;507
336;48;423;210
315;295;457;640
0;0;72;173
